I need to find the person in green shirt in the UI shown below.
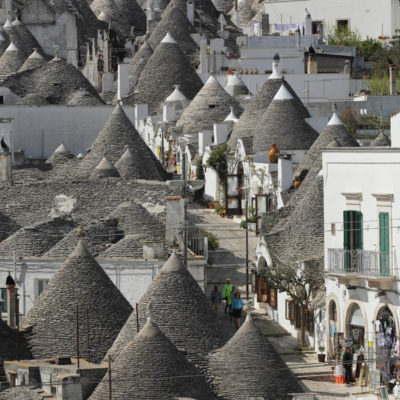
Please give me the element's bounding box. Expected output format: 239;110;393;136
222;278;233;315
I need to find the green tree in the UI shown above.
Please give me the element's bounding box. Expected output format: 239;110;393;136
206;143;229;188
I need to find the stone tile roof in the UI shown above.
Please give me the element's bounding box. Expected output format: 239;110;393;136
294;113;359;176
2;57;104;105
106;252;229;367
128;39;152;86
0;43;25;77
262;174;324;265
207;316;303;399
228;0;255;26
4;20;45;59
113;0;146;33
89;157;120;180
250;85;318;152
371;131;391;146
0;217;76;257
23;241;133;363
18;48;46;72
89;319;218;400
16;93;49;105
0;386;45;400
134;33;203;114
177;75;243;134
228;78;310;148
77;104;171;180
148;7;198;55
0;31;10;58
224;73;249;96
213;0;234;13
45;143;75;165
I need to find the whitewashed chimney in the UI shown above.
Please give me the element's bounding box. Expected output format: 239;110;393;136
200;36;208;74
117;63;130;100
135;104;148;129
278;154;293;191
199;131;212;155
163;103;176;122
305;9;312;36
214;123;229;144
187;0;194;25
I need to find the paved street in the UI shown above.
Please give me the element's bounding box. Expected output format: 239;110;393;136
187;203;258;294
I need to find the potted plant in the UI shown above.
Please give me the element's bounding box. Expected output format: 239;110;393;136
318;346;326;362
208;201;214;209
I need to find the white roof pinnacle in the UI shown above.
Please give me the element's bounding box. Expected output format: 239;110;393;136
268;58;282;80
3;19;12;28
273;84;293;101
227;73;245;86
161;32;177;44
6;43;18;52
206;75;219;85
224;107;238;123
29;49;44;59
166;85;188;102
327;112;344;126
54;143;69;153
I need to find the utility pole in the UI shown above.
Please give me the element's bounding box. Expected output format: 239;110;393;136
182;147;188;268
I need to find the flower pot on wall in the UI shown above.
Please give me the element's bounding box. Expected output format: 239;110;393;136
268;144;279;163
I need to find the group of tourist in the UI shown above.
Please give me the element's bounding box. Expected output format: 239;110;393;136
210;278;244;330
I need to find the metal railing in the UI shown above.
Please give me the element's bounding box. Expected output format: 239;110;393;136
327;248;398;278
188;236;208;259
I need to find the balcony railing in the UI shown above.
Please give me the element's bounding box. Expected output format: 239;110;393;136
188;236;208;259
327;249;398;278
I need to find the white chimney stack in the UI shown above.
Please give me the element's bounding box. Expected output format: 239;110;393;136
305;9;312;36
199;131;213;155
187;0;194;25
163;103;176;122
214;123;229;144
278;154;293;191
200;36;208;74
117;63;130;100
135;104;148;129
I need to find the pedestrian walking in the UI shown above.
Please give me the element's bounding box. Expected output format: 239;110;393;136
343;346;353;385
231;291;244;330
222;278;233;315
210;285;222;314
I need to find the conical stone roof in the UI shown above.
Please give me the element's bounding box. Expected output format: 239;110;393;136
23;241;133;363
228;0;255;26
106;252;228;367
213;0;234;13
46;143;75;165
294;112;359;176
89;157;120;180
225;73;249;96
371;131;391;146
177;75;244;134
135;33;203;114
89;318;218;400
251;85;318;152
0;42;25;76
164;84;190;111
6;19;45;59
78;104;170;180
228;70;310;148
18;48;46;72
114;148;145;179
148;6;198;55
207;316;303;399
113;0;146;33
128;40;152;86
0;31;10;58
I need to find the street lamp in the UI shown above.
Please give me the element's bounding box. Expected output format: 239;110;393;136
241;185;251;300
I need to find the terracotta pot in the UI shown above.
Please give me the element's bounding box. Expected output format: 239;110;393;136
294;179;302;189
318;354;326;362
268;144;279;163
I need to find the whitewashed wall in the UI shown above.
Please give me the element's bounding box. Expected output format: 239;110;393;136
0;105;135;159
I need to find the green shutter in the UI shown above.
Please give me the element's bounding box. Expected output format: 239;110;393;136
343;211;350;250
355;211;363;250
0;288;6;313
379;212;389;276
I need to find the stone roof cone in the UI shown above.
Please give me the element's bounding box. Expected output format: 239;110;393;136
113;0;146;33
148;6;198;55
128;40;152;86
114;148;145;179
89;157;120;180
105;251;228;366
79;103;170;180
371;131;391;146
18;48;46;72
3;57;103;105
164;84;190;112
228;0;255;26
177;75;244;134
294;111;359;176
0;31;10;58
250;84;318;152
0;42;25;76
228;60;310;148
89;318;218;400
225;73;249;96
134;32;203;114
207;316;302;399
23;241;133;363
45;143;75;165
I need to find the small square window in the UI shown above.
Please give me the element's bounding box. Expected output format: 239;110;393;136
336;19;349;31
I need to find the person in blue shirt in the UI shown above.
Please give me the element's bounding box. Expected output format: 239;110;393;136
231;291;244;330
210;285;222;314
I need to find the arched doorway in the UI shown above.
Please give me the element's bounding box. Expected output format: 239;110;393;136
347;303;365;353
375;306;396;383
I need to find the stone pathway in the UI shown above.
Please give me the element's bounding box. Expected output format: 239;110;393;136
250;308;374;400
187;203;258;294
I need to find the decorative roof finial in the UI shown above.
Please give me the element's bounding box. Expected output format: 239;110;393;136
76;224;84;238
147;301;153;321
332;102;337;113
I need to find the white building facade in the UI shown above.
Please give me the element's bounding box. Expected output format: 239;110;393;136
323;148;400;382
